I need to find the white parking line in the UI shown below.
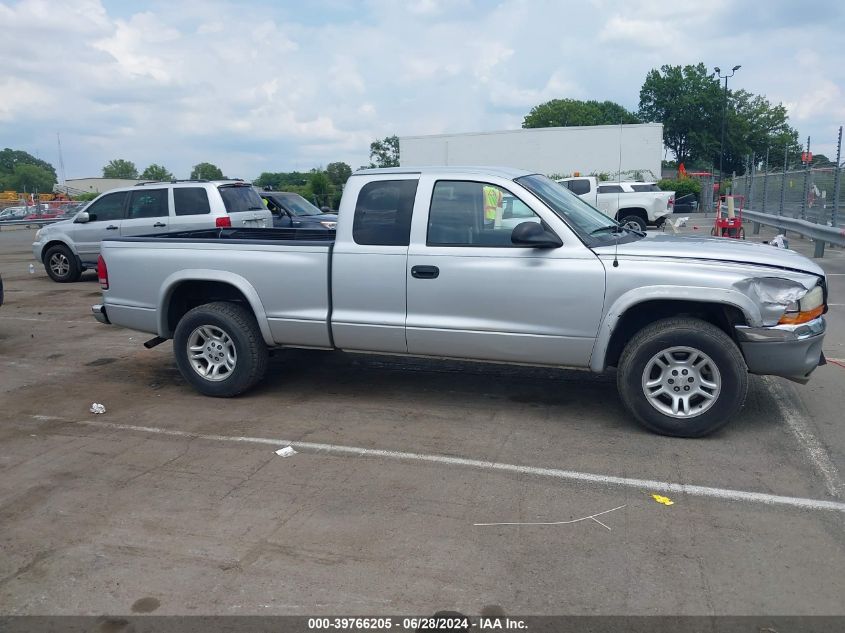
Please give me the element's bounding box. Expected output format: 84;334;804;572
75;419;845;514
763;376;843;499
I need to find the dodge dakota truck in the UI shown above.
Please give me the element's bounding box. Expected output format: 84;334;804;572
91;167;828;437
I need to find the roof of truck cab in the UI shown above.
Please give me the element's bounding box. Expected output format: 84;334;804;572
352;166;537;179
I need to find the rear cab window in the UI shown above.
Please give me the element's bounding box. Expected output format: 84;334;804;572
352;180;418;246
174;187;211;216
631;184;661;192
218;185;265;214
565;179;591;195
597;185;624;194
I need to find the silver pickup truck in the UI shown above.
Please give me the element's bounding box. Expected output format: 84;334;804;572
92;167;828;437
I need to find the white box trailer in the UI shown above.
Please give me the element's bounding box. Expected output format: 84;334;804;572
399;123;663;180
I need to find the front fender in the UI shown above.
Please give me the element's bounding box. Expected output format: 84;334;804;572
589;285;761;373
157;270;275;346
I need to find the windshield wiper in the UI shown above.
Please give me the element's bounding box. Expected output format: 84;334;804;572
590;225;623;236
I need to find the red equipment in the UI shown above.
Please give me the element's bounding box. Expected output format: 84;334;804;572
711;195;745;239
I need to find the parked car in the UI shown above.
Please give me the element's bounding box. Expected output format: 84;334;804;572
557;176;674;232
0;206;29;221
32;180;272;282
92;166;827;438
673;193;699;214
259;191;338;231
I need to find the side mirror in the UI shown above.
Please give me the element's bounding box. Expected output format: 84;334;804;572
320;206;331;213
74;211;90;223
511;221;562;248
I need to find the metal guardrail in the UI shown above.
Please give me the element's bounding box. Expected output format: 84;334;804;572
0;218;62;230
743;208;845;257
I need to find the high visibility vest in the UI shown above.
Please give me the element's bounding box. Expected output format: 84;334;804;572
483;186;502;221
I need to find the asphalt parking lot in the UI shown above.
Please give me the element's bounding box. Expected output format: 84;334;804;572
1;219;844;617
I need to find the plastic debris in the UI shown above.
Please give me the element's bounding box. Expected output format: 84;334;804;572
28;264;35;274
274;446;297;457
89;403;106;414
769;234;788;249
651;494;674;506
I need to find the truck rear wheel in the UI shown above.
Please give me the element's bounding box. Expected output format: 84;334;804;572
618;213;647;233
617;317;747;437
173;301;268;397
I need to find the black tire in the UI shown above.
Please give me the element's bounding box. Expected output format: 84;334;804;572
43;244;81;282
617;317;748;438
618;213;647;232
173;301;268;397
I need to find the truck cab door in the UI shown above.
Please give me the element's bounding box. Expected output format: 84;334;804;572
330;175;420;354
405;176;605;367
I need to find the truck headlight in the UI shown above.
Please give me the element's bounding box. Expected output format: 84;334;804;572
319;221;337;230
779;285;824;325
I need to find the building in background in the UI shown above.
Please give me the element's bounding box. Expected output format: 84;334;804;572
399;123;664;181
55;178;151;196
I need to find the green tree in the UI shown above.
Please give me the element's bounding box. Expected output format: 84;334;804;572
523;99;639;128
325;161;352;187
140;163;173;181
369;135;399;168
638;63;722;166
2;163;57;193
0;148;57;182
306;171;334;208
190;162;224;180
253;171;310;190
639;63;800;175
102;159;139;179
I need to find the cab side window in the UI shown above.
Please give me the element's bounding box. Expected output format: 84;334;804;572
427;181;542;247
127;189;168;219
352;180;418;246
85;191;127;222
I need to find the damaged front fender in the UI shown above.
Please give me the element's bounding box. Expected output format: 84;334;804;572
732;276;817;326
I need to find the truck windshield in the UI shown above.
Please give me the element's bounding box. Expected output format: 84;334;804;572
515;174;632;241
279;194;323;216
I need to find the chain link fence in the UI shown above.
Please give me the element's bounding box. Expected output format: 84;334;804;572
731;128;844;228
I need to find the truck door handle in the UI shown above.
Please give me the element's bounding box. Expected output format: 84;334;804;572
153;222;166;228
106;225;118;230
411;265;439;279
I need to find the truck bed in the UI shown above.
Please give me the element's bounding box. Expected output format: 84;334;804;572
118;226;336;244
99;227;335;349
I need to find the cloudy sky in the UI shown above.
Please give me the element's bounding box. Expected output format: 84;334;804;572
1;0;843;180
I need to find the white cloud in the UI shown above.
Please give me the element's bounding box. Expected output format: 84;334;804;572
0;0;842;178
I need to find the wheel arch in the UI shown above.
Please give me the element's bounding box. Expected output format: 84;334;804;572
591;288;759;372
615;207;648;222
158;271;274;345
41;239;79;264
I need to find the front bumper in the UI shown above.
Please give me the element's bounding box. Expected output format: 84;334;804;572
32;241;44;262
92;304;110;325
735;316;826;384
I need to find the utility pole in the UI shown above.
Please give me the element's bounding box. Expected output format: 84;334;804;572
714;65;741;193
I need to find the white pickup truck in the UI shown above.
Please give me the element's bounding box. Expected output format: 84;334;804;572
557;176;674;232
91;166;828;438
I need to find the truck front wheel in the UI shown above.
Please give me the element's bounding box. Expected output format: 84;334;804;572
617;317;748;437
173;301;268;397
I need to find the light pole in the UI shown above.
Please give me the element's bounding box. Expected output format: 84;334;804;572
715;65;741;193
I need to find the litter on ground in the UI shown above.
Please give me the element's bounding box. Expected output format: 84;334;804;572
275;446;297;457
